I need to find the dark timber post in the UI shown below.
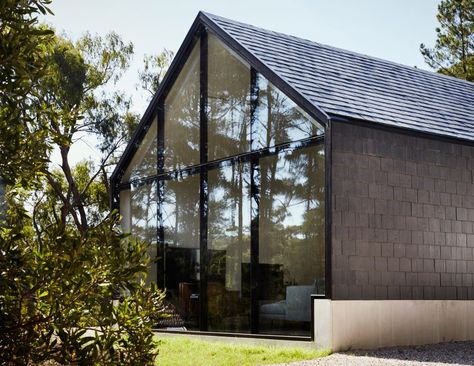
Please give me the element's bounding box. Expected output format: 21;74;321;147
324;118;332;299
157;103;165;289
199;29;209;331
249;68;260;334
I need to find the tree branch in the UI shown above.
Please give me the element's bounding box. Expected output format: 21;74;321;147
59;145;88;236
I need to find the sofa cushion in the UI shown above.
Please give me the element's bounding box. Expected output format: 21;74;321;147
260;300;286;319
285;285;314;322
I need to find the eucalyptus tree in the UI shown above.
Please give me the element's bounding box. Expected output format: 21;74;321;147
0;2;169;363
0;0;53;186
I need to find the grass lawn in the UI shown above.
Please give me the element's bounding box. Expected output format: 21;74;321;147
154;336;330;366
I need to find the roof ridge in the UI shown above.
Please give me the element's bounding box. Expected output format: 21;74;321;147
201;11;474;89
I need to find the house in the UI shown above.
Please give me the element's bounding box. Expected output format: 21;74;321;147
110;12;474;351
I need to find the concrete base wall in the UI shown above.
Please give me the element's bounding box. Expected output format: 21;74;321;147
314;299;474;351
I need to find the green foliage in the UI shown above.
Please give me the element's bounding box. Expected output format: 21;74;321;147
155;337;330;366
32;161;110;232
38;31;138;156
421;0;474;81
0;2;171;364
27;30;140;238
0;193;166;365
138;49;174;98
0;0;54;187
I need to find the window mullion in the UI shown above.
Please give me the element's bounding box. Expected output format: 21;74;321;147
250;68;260;334
199;29;209;331
157;102;165;289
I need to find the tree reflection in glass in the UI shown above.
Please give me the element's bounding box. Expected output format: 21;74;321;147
208;34;250;161
130;182;158;286
122;119;158;182
259;144;325;336
208;162;251;332
255;76;324;149
162;173;200;330
119;31;327;337
164;41;200;172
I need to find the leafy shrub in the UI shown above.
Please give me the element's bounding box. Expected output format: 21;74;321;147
0;195;165;365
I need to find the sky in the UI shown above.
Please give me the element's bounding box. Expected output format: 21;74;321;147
43;0;441;165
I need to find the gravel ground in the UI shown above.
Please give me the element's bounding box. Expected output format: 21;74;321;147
272;341;474;366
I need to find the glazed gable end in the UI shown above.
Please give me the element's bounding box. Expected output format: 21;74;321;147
110;11;330;198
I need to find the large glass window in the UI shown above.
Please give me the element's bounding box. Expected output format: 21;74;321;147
164;41;200;172
118;32;325;338
119;189;131;233
259;145;325;335
255;77;324;149
122;118;157;182
208;34;251;161
162;173;200;330
208;162;251;332
130;182;158;286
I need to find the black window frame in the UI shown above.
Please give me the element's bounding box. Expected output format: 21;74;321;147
113;24;330;341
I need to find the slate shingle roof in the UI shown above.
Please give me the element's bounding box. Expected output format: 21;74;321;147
204;12;474;142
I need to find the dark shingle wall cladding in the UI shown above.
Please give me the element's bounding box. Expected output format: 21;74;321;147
332;121;474;300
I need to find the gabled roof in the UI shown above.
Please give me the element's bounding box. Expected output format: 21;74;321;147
112;11;474;184
204;12;474;141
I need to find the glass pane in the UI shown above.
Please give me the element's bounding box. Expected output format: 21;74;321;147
162;173;200;330
208;162;251;332
258;144;325;336
130;182;158;286
119;189;131;233
122;118;157;182
208;33;251;161
255;75;324;149
164;41;200;172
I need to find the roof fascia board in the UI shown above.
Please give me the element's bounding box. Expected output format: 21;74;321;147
199;12;330;127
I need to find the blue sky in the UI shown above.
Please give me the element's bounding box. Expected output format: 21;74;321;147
44;0;441;164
